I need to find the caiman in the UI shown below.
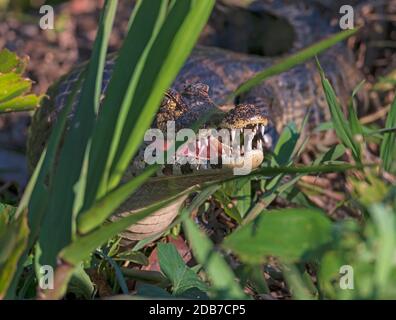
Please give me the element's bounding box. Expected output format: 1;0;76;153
27;0;362;244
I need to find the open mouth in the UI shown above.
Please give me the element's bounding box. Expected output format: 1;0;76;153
176;123;269;173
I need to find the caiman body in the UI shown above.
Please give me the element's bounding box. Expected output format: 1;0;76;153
27;0;362;243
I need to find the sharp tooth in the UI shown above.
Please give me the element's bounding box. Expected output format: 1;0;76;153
227;145;233;158
261;125;265;138
247;139;252;151
257;139;263;151
231;130;237;143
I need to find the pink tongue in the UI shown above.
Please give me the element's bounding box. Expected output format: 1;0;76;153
150;137;231;161
177;137;223;160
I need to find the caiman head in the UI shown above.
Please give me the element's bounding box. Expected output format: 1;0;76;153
152;82;278;175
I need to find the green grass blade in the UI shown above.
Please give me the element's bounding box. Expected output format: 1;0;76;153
5;73;86;298
68;264;95;299
108;0;215;188
250;163;361;179
348;80;365;136
316;57;361;163
61;193;188;265
282;263;316;300
229;28;359;100
182;216;247;299
83;0;169;208
313;144;346;166
37;0;118;267
97;250;128;295
272;123;300;166
380;93;396;172
77;165;158;234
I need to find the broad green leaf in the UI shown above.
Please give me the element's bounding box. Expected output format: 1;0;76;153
0;49;42;113
230;28;359;100
158;243;208;296
0;49;43;114
224;208;333;263
0;48;27;74
0;94;43;113
0;73;31;103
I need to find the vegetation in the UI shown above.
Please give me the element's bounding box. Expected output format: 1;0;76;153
0;0;395;300
0;49;43;114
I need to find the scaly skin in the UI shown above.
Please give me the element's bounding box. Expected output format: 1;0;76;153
27;0;362;243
